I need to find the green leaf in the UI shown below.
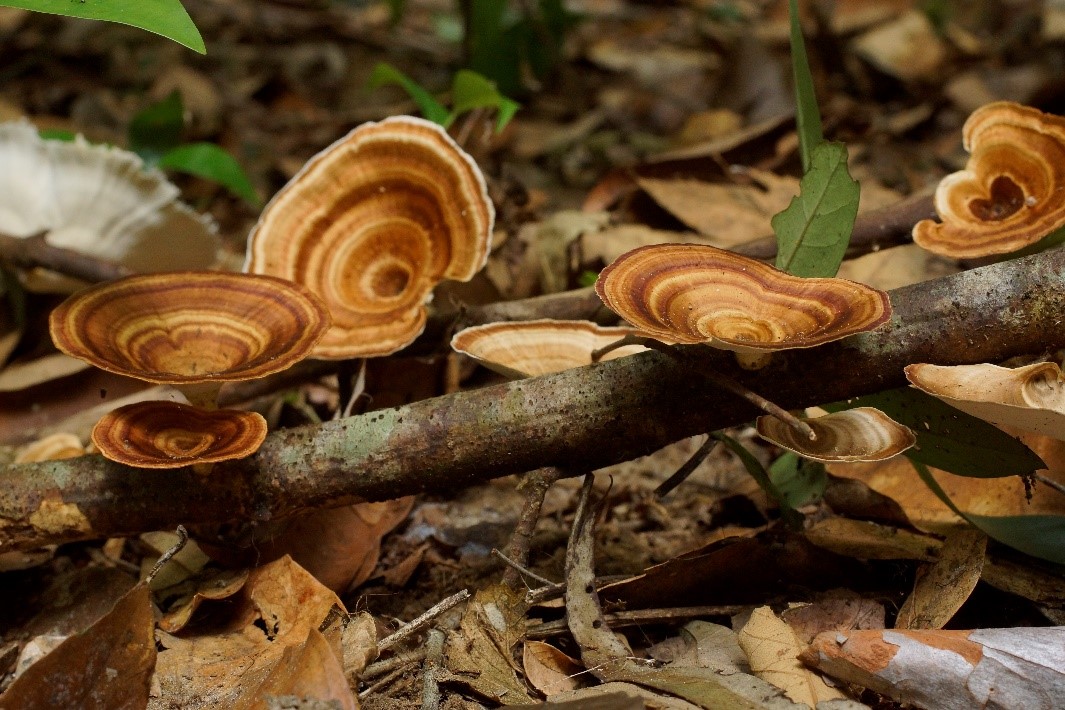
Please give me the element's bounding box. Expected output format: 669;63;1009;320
787;0;822;171
714;433;803;528
385;0;406;25
38;128;76;142
450;70;520;132
825;387;1045;478
367;63;451;127
769;452;827;508
0;0;205;53
158;143;259;206
912;460;1065;566
577;270;599;288
129;91;184;163
772;141;859;277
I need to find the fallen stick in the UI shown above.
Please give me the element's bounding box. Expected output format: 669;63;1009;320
3;246;1065;551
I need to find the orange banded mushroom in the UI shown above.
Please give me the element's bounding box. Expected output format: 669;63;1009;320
244;115;494;359
451;320;646;379
595;244;892;353
912;102;1065;258
49;271;330;404
92;401;267;469
756;408;916;463
905;362;1065;441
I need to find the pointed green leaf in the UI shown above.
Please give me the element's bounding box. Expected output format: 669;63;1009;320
825;387;1045;478
772;141;859;277
912;461;1065;565
367;63;451;127
158;143;259;207
714;433;803;527
0;0;204;53
788;0;821;171
769;452;827;508
129;91;184;164
450;70;521;132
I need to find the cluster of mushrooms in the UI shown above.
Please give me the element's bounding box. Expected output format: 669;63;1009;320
40;99;1065;471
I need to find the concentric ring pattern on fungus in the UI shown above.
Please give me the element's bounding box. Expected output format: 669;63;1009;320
92;401;268;468
756;407;915;463
913;102;1065;258
244;115;494;359
595;244;891;353
49;271;330;384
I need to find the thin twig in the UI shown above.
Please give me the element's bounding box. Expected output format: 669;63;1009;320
144;525;188;587
420;628;446;710
0;232;132;283
1035;472;1065;498
655;435;720;498
358;665;409;700
362;648;427;682
527;605;750;639
378;589;470;653
500;466;563;588
493;548;559;588
599;335;816;441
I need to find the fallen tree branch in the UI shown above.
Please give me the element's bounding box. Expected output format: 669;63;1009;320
3;246;1065;551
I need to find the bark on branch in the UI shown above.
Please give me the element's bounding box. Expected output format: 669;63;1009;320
3;246;1065;551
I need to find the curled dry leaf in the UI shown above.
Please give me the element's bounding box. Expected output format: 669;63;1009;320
245;115;494;359
756;407;916;463
0;119;219;291
451;319;646;378
91;401;267;468
595;244;891;353
49;271;330;385
905;361;1065;441
913;102;1065;258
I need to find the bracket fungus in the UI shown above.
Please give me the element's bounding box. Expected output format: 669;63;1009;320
92;401;268;469
906;362;1065;441
756;408;916;463
912;102;1065;258
49;272;330;400
594;244;892;353
244;115;494;359
451;319;646;379
0;119;219;291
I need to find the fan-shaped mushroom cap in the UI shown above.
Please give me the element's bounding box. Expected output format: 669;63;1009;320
0;120;220;291
595;244;892;353
92;401;267;468
906;362;1065;440
244;115;494;359
912;102;1065;258
757;407;916;463
14;433;85;463
451;319;645;379
49;272;330;384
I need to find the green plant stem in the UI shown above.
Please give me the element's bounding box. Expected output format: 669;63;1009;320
5;246;1065;551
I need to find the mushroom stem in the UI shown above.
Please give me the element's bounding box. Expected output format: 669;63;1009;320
177;383;223;410
619;335;818;442
1035;472;1065;499
0;231;132;283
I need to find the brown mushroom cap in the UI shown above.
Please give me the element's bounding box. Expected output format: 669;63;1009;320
595;244;892;353
912;102;1065;258
244;116;494;359
757;407;916;463
49;272;329;384
906;362;1065;440
451;319;646;378
92;401;267;468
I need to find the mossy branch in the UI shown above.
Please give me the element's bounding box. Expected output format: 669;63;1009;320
2;245;1064;551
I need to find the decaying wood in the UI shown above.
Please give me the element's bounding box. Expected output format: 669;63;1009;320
3;247;1065;551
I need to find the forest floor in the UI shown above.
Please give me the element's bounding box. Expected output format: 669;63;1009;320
2;1;1065;708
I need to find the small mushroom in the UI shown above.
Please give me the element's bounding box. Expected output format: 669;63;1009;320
595;244;892;353
451;319;646;379
757;407;916;463
92;401;267;468
49;272;330;400
244;115;494;359
0;119;220;292
912;102;1065;258
905;361;1065;440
